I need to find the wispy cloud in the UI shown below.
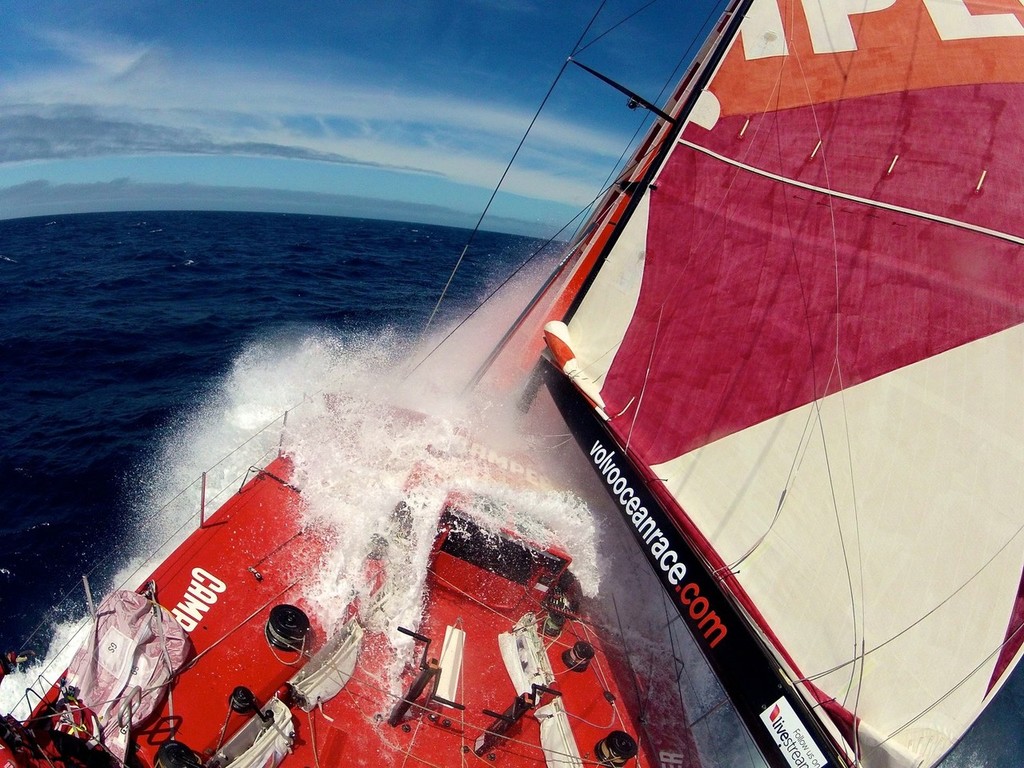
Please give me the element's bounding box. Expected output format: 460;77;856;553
30;26;153;77
1;24;637;210
0;106;435;171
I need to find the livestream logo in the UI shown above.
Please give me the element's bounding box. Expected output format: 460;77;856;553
759;697;828;768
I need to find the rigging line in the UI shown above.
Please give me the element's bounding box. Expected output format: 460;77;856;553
654;103;822;590
15;418;282;651
416;61;567;344
181;581;299;672
877;621;1024;749
579;0;732;104
344;629;615;767
723;105;838;572
838;377;868;729
574;0;657;55
625;305;662;451
789;35;868;730
108;458;294;619
426;568;536;625
665;0;869;727
420;5;706;387
307;709;322;768
410;171;613;384
656;53;788;492
720;357;846;576
453;62;680;392
569;60;676;124
721;394;822;575
515;110;679;401
659;591;695;724
597;0;709;189
416;0;610;345
727;399;820;572
475;44;692;391
409;208;585;384
409;162;632;385
624;65;785;447
646;10;788;313
654;0;735;106
609;592;650;724
581;0;730;231
806;391;862;715
801;516;1024;683
590;106;659;233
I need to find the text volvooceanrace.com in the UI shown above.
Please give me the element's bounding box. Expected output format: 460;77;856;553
589;439;727;648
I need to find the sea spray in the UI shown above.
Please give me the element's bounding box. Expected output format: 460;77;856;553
283;379;602;694
125;323;606;703
0;324;706;762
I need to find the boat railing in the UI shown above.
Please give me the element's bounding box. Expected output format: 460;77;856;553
6;394;323;720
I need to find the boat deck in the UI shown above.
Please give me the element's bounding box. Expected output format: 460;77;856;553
26;453;675;767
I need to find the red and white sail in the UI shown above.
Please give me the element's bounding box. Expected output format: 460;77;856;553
540;1;1024;766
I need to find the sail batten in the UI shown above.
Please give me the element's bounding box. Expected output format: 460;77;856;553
679;138;1024;248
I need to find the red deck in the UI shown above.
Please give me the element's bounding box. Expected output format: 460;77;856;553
22;451;685;767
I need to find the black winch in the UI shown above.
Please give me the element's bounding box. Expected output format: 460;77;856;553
229;685;258;714
264;604;310;652
154;740;201;768
561;640;595;672
594;730;638;767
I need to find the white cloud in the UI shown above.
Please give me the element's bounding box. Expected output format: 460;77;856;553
30;26;153;77
1;25;642;211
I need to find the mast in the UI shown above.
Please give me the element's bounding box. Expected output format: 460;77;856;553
540;3;854;765
472;0;753;395
561;0;754;325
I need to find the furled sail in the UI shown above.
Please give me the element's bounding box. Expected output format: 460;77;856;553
534;1;1024;767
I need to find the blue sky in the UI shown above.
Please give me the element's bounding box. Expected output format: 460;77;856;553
0;0;727;235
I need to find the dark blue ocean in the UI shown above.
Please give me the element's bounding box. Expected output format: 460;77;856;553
0;210;547;647
1;210;1021;767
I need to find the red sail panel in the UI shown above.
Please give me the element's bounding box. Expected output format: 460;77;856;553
599;96;1024;465
697;84;1024;236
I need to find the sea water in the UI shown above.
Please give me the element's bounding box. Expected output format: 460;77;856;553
0;211;554;667
2;210;1019;767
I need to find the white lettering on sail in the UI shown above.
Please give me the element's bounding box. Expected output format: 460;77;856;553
739;0;1024;62
172;567;227;632
922;0;1024;41
802;0;897;54
740;0;789;59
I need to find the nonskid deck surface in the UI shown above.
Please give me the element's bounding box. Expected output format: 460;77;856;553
132;456;317;760
303;545;647;766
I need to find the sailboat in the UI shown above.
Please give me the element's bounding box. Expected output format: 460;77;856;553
3;0;1024;767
